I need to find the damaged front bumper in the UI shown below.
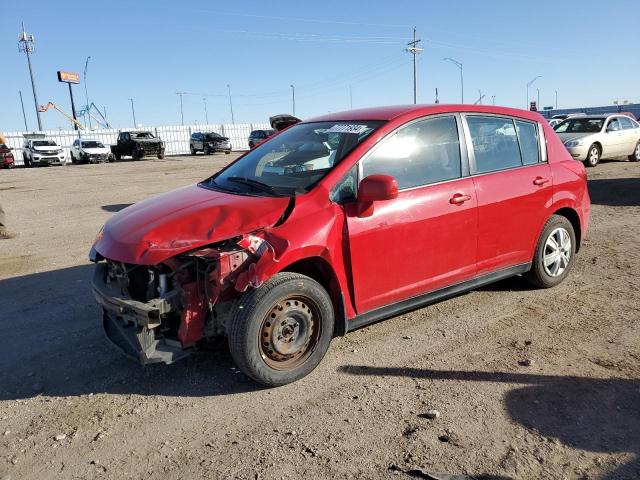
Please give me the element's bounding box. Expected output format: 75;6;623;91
92;263;190;365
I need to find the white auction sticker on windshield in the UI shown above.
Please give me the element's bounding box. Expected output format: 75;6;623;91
325;124;370;134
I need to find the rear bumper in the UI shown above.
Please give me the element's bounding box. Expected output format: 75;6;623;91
92;263;190;365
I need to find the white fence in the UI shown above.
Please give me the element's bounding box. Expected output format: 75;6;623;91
1;123;271;165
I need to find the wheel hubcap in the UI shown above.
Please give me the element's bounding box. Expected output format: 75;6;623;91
260;297;319;370
635;144;640;159
590;148;599;163
543;227;572;277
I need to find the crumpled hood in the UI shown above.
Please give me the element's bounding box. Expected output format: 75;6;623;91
557;132;595;145
94;184;290;265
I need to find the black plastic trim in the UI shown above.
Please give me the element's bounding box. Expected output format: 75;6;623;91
346;263;531;333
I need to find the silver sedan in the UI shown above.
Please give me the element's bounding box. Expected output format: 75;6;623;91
555;114;640;167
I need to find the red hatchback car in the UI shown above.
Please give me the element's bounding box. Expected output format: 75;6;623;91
91;105;590;386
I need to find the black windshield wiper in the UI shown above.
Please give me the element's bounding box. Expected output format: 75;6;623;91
226;177;284;196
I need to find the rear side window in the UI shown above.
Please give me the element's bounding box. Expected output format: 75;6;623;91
466;116;521;174
515;120;540;165
619;117;634;130
362;115;462;190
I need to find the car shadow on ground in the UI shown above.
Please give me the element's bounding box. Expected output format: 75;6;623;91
0;264;261;400
101;203;133;212
588;176;640;207
339;365;640;480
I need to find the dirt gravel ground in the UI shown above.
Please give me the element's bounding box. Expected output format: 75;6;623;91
0;155;639;480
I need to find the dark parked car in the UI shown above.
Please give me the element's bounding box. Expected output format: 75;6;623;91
111;131;165;161
0;144;14;169
190;132;231;155
248;129;275;149
91;104;590;387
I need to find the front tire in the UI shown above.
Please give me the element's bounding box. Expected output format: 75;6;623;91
629;142;640;162
228;272;334;387
157;151;165;160
584;144;600;167
190;145;197;155
525;215;576;289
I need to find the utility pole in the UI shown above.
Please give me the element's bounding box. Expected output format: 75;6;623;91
19;90;29;130
68;82;79;131
537;88;540;109
443;57;463;103
349;85;353;109
203;97;209;124
290;84;296;116
128;98;137;127
18;23;42;131
84;56;92;130
474;90;485;105
227;84;235;124
555;90;558;109
526;75;541;108
435;88;439;104
176;91;185;125
406;27;423;104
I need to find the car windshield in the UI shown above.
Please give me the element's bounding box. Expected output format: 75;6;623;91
82;141;104;148
206;133;224;140
554;118;604;133
33;140;57;147
202;121;382;196
131;132;154;138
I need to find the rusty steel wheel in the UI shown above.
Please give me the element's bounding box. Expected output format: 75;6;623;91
228;272;335;387
259;296;321;370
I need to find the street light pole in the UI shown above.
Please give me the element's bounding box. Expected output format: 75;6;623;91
18;23;42;131
290;84;295;116
203;97;209;124
443;57;463;103
176;92;185;125
537;88;540;108
492;95;496;106
555;90;558;109
227;84;235;124
128;98;137;127
526;75;541;109
84;56;92;130
349;85;353;109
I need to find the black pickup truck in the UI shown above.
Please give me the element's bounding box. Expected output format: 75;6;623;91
111;131;165;161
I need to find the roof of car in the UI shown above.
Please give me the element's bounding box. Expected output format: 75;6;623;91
305;104;546;123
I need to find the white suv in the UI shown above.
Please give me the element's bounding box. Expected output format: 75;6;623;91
70;138;111;164
22;137;65;167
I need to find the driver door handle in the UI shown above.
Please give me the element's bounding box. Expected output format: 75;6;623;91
449;193;472;205
533;176;550;186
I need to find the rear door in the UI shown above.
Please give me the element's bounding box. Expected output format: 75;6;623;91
618;116;639;154
463;115;552;274
345;114;478;313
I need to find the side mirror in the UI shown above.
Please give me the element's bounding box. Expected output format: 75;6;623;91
356;174;398;217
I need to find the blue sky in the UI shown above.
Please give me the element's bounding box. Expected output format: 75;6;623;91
1;0;638;131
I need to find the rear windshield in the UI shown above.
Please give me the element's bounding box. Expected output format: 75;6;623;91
554;118;604;133
33;140;57;147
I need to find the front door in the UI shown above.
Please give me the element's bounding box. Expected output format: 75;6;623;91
345;114;478;314
463;115;553;274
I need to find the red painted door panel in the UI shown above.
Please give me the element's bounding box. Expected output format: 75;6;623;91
345;178;477;314
472;164;553;274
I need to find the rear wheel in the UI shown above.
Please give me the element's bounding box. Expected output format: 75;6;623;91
157;151;165;160
114;152;121;162
24;155;32;168
228;273;334;387
629;141;640;162
525;215;576;289
204;146;211;155
584;144;600;167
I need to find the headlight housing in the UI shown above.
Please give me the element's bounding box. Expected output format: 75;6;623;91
565;139;583;148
